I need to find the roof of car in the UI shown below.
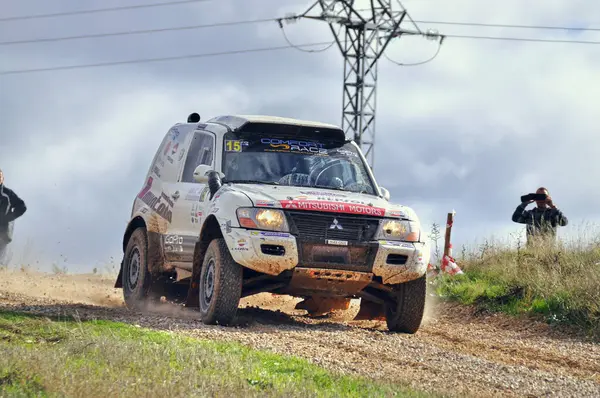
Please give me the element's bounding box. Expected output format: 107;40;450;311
206;115;342;131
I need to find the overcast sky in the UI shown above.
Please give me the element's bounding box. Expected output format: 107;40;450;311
1;0;599;272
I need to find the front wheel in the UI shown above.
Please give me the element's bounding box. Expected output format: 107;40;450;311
198;238;243;325
385;275;427;333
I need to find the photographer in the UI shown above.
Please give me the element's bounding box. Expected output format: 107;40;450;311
0;169;27;263
512;187;568;244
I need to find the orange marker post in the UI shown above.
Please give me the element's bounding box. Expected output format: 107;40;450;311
443;210;455;258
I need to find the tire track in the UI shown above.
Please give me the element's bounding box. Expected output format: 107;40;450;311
1;269;599;397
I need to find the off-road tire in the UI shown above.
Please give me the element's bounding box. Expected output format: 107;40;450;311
122;228;156;310
198;238;243;325
385;275;427;333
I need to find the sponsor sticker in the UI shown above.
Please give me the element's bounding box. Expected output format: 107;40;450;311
200;187;210;202
190;203;203;219
259;138;328;156
233;238;249;251
165;235;183;245
255;200;277;207
326;239;348;246
280;200;385;217
163;127;186;164
166;245;183;252
416;250;424;262
299;191;346;197
379;240;413;249
250;231;290;238
331;148;358;158
293;195;372;206
137;177;174;222
388;210;406;218
186;187;204;201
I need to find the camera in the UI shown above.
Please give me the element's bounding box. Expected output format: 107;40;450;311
521;193;547;203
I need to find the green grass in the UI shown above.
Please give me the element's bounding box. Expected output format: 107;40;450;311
431;232;600;338
0;311;432;398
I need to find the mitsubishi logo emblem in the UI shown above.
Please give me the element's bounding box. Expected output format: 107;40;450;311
329;218;343;230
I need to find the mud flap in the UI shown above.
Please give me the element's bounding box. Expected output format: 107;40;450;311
295;296;351;317
114;260;124;288
353;298;387;321
185;241;206;308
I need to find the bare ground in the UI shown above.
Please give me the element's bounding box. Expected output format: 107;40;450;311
1;268;599;398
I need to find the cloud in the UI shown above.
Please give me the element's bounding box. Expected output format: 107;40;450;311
1;0;599;272
1;73;252;269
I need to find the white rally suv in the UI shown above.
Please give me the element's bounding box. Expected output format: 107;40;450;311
115;113;430;333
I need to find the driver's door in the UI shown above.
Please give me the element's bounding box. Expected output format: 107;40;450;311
165;130;216;267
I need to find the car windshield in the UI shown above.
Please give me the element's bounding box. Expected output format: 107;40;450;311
221;133;377;195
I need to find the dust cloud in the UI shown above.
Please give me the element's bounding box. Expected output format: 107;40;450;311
0;267;434;326
0;268;124;308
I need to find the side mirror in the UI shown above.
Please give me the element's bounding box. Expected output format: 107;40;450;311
380;187;391;201
193;164;212;183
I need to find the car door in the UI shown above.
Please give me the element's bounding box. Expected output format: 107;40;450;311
164;129;216;267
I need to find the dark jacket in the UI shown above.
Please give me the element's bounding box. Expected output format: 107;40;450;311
0;184;27;242
511;202;567;240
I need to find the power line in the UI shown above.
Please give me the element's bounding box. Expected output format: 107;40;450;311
1;14;599;47
384;41;443;66
1;33;599;77
0;18;276;46
0;41;336;76
443;33;600;45
277;19;339;53
414;20;600;32
355;9;600;33
0;0;214;22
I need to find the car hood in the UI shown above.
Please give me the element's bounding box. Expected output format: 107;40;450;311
226;183;416;220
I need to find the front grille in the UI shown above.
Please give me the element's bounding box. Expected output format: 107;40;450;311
285;210;381;272
286;211;381;243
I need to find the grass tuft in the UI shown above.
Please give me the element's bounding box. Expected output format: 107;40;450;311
432;227;600;338
0;311;433;397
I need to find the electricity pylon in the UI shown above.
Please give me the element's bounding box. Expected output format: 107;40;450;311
280;0;442;169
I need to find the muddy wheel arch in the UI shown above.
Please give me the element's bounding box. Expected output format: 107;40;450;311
114;216;166;289
185;215;224;307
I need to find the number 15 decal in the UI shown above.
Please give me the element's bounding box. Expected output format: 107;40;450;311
225;140;242;152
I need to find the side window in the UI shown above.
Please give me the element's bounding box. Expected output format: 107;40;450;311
181;132;215;183
147;126;191;183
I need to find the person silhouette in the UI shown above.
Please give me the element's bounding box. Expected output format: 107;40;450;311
0;169;27;263
512;187;568;245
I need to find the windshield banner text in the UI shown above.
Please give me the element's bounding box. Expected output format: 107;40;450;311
260;138;328;155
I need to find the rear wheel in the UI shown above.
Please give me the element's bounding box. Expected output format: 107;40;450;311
198;238;243;325
385;275;427;333
122;228;157;310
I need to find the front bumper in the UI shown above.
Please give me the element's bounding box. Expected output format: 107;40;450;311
223;228;429;284
372;240;430;284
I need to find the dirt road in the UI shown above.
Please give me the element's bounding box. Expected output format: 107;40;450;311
1;268;599;397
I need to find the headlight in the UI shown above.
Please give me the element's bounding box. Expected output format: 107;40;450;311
236;208;289;232
375;219;420;242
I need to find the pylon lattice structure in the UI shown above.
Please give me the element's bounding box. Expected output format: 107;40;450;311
282;0;440;170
